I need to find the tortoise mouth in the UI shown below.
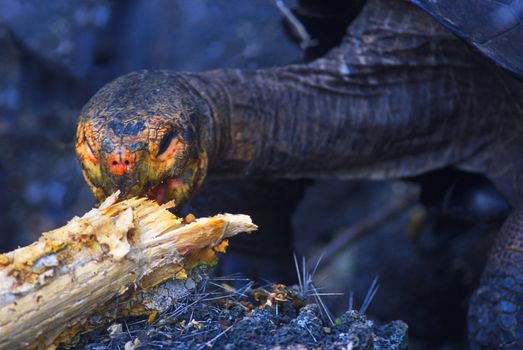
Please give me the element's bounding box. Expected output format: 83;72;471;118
146;178;183;205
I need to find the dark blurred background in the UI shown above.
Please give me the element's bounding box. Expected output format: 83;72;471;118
0;1;506;348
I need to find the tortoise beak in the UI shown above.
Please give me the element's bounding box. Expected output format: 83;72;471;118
99;168;140;200
109;176;139;199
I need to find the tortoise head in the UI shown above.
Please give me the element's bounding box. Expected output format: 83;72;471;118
76;71;209;207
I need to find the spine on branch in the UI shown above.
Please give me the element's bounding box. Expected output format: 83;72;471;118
0;192;256;349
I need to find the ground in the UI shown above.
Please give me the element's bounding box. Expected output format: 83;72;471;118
73;271;407;350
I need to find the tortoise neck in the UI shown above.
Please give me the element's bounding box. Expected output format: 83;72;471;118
180;73;231;166
186;62;451;180
180;0;511;186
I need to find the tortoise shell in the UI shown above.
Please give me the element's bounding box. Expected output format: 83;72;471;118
410;0;523;77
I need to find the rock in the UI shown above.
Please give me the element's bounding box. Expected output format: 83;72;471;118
75;282;408;350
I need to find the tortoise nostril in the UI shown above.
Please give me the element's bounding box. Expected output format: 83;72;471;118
106;150;135;176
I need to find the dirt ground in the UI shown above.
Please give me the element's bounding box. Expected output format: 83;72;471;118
73;273;407;350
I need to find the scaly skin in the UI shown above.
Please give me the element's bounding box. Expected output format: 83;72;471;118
469;208;523;348
76;0;523;347
76;73;209;206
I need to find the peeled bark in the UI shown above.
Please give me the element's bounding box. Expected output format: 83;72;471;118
0;192;256;350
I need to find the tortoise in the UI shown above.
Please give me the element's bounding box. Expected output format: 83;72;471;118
75;0;523;348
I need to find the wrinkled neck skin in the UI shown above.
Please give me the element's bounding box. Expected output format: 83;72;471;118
182;0;523;204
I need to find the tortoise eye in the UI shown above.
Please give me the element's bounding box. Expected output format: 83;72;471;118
83;134;96;158
156;130;177;156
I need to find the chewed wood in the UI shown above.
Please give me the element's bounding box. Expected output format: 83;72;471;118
0;192;256;350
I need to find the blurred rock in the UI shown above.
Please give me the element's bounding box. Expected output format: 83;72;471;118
301;179;498;348
0;0;111;77
0;25;94;248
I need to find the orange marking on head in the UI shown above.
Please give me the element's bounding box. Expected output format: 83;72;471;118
106;150;136;176
110;163;127;176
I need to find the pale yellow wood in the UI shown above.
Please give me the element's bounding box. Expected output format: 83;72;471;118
0;192;256;349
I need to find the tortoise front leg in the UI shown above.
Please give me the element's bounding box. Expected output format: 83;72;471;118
469;208;523;349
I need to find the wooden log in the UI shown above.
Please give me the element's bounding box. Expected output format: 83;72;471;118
0;192;257;349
